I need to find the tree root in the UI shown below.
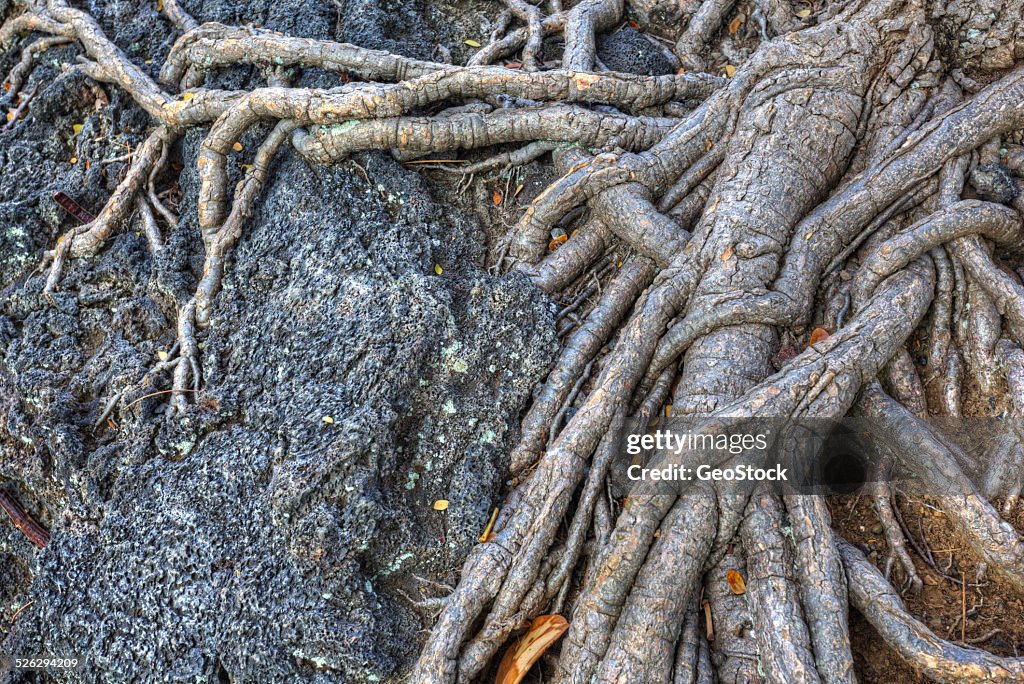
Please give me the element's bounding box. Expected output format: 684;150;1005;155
740;490;821;684
840;537;1024;684
43;125;173;295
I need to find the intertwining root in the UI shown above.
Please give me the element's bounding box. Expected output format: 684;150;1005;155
5;0;1024;681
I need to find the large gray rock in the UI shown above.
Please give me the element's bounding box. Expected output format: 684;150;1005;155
0;1;556;681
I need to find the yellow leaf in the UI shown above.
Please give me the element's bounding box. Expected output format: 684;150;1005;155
157;350;168;361
479;507;499;542
724;64;737;78
72;124;83;135
181;92;194;101
70;156;78;164
495;615;570;684
232;142;243;152
157;0;163;10
433;499;449;511
464;39;482;47
434;264;443;275
726;569;746;595
796;8;812;17
514;183;524;197
144;60;152;65
322;416;334;424
664;404;672;417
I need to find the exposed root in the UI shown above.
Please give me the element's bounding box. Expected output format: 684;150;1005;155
42;125;172;295
1;35;70;100
7;0;1024;681
290;106;678;164
511;256;654;474
195;119;297;327
857;383;1024;594
740;489;821;684
840;537;1024;684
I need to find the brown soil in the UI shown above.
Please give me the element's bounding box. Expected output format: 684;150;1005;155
834;494;1024;682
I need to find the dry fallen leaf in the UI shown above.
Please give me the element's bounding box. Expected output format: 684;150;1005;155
728;15;744;34
796;8;812;18
181;92;194;101
809;327;830;346
72;123;83;135
495;615;570;684
721;244;733;260
157;350;169;361
322;416;334;424
514;183;524;197
433;499;449;511
464;39;482;47
726;569;746;595
548;234;568;251
232;141;243;152
479;507;499;542
725;64;737;78
492;190;503;205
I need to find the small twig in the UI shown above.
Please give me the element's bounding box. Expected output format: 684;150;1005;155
9;600;35;624
2;84;37;131
0;490;50;548
123;388;198;410
963;628;1004;645
961;572;967;642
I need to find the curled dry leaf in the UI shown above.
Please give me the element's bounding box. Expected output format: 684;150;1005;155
809;327;831;346
548;234;568;251
726;569;746;595
495;614;569;684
